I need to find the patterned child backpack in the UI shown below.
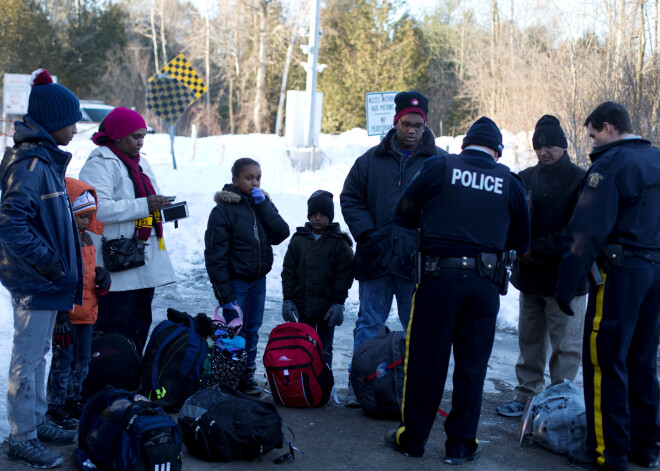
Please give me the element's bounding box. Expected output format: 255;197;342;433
206;305;248;388
78;387;182;471
140;309;210;411
263;322;333;408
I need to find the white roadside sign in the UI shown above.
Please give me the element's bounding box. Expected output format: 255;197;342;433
3;73;57;115
366;91;397;136
3;74;31;115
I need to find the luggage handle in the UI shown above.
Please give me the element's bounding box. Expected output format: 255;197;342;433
213;304;244;334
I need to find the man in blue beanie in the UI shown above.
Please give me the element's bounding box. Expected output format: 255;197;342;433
340;91;446;406
0;69;83;468
385;116;530;464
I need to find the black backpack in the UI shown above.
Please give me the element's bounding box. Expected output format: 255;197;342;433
140;309;210;411
78;387;182;471
81;331;142;402
350;326;406;420
178;385;284;462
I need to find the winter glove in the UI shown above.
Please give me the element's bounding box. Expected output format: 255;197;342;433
251;187;266;204
53;311;73;347
95;267;111;296
221;300;238;310
556;296;575;316
281;300;299;323
324;303;345;327
37;254;65;282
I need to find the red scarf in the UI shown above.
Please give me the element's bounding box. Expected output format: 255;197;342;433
108;143;164;249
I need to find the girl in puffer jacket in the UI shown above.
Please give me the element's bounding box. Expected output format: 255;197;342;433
204;158;290;395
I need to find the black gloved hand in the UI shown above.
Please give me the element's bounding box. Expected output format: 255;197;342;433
37;254;65;282
282;300;299;323
95;267;111;296
324;304;345;327
53;311;73;347
556;296;575;316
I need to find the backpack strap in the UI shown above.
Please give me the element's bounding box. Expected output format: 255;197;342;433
273;422;300;464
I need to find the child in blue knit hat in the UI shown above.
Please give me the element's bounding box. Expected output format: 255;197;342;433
0;68;83;468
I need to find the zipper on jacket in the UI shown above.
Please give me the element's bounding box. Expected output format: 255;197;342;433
248;203;262;277
41;190;66;200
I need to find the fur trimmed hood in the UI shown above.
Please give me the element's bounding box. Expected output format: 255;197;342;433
214;183;271;205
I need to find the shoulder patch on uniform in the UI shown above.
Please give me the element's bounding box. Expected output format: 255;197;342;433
587;172;605;189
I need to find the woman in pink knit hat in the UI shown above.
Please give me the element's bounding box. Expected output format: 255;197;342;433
79;107;176;354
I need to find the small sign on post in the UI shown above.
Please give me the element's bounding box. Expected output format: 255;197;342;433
366;91;397;137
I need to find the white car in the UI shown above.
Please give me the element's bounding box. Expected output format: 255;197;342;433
76;100;115;139
76;101;154;139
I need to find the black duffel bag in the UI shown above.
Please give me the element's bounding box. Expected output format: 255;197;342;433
178;385;284;462
101;235;146;272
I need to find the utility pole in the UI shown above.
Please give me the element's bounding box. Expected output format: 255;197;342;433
302;0;324;148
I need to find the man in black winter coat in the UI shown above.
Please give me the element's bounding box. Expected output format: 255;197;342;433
340;91;446;404
496;115;588;418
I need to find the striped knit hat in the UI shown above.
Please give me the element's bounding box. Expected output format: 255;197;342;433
72;191;96;215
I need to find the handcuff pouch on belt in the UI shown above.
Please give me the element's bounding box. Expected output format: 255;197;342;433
599;244;624;272
477;252;498;279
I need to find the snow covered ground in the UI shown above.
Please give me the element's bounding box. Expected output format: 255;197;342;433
0;126;539;439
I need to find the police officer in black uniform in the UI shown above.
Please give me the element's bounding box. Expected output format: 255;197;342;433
556;102;660;471
384;117;530;464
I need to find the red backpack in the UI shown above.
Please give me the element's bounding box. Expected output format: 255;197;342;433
263;323;333;408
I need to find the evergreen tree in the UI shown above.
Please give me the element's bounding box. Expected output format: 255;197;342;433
318;0;427;133
0;0;59;81
58;1;127;97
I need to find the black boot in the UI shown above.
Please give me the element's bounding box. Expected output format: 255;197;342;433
240;367;262;396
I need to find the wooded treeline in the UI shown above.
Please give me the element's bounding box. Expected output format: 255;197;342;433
1;0;659;163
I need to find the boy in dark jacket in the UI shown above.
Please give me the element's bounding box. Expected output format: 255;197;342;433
281;190;354;367
0;69;82;468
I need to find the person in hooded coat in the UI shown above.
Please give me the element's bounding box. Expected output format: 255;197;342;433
205;157;290;395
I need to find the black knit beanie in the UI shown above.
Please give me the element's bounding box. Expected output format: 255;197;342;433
27;69;82;133
393;91;429;125
532;115;568;150
462;117;504;156
307;190;334;222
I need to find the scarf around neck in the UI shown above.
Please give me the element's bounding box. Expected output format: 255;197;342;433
108;143;164;249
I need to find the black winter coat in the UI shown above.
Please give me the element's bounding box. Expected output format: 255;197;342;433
281;222;354;319
204;184;290;304
340;127;445;280
510;152;588;296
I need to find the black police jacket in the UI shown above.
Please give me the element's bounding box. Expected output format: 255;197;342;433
556;137;660;301
340;127;445;280
511;152;588;296
394;149;530;258
204;184;290;304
